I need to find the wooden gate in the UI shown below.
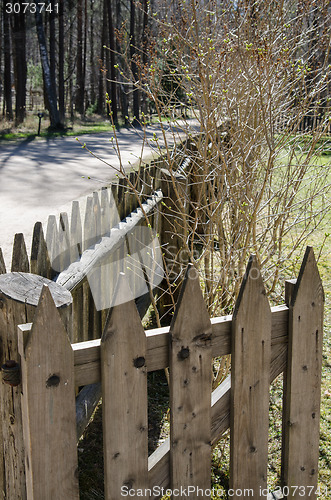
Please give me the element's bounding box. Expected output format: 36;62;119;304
0;246;324;499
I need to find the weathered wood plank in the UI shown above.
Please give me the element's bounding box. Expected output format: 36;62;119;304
282;247;324;499
58;212;71;271
101;275;148;499
70;306;288;386
0;248;6;274
169;264;212;492
70;200;82;261
18;285;79;500
11;233;29;272
230;255;272;498
45;214;58;277
30;222;52;278
0;273;72;500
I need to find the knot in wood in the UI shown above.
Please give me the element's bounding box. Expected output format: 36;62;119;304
1;360;21;387
46;374;60;388
133;356;145;368
178;347;190;360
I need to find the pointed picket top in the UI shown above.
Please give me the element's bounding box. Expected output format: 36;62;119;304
170;263;212;342
283;246;324;493
101;272;148;498
290;246;324;308
83;196;97;250
20;284;79;499
100;187;111;237
11;232;29;272
30;222;52;278
0;248;6;274
45;214;58;275
230;255;271;494
233;254;270;320
169;264;212;491
92;191;101;239
70;200;82;261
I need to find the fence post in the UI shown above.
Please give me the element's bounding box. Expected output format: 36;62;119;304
0;272;72;499
230;255;272;498
18;285;79;500
282;247;324;499
101;274;148;499
169;264;212;492
159;168;188;320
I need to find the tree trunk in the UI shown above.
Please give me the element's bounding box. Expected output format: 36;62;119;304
3;0;13;119
106;0;118;124
49;0;57;103
12;2;27;125
130;0;140;125
141;0;148;116
58;0;65;121
75;0;85;114
35;6;62;129
115;0;129;125
97;0;107;115
89;0;96;105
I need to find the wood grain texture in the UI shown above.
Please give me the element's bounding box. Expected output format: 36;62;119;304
0;248;6;274
18;286;79;500
45;214;58;278
11;233;29;272
101;274;149;499
30;222;52;278
59;212;71;272
283;247;324;499
71;306;288;386
169;264;212;492
230;255;272;497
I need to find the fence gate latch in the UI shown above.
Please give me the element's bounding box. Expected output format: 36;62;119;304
1;360;21;387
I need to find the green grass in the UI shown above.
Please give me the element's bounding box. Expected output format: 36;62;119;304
0;112;120;142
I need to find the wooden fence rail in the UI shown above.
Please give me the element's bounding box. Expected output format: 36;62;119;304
0;246;323;499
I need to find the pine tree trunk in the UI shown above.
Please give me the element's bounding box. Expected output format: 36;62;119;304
130;0;140;125
3;0;13;119
106;0;118;124
75;0;85;114
58;0;65;121
35;6;62;129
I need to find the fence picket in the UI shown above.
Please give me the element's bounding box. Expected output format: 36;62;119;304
101;274;148;499
70;200;82;261
230;255;271;498
45;214;58;275
11;233;29;272
58;212;71;271
0;248;6;274
30;222;52;278
169;264;212;492
18;285;78;500
282;247;324;499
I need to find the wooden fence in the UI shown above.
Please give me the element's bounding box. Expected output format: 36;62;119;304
0;246;324;499
0;157;184;343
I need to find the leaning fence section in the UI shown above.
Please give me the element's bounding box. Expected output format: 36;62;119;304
0;246;322;499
